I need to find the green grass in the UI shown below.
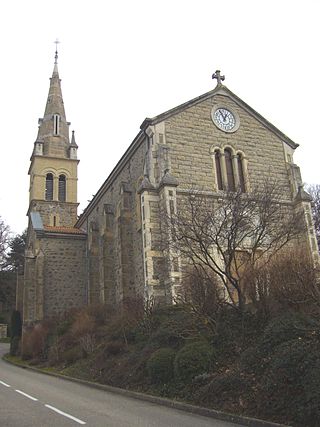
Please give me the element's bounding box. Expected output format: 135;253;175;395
0;337;10;343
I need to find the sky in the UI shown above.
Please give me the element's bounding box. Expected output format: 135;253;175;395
0;0;319;234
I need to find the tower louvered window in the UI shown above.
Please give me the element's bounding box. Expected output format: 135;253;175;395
58;175;66;202
45;173;53;201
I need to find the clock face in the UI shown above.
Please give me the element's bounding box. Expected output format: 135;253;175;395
212;108;237;132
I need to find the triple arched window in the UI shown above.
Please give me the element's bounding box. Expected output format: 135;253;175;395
45;173;67;201
212;147;248;192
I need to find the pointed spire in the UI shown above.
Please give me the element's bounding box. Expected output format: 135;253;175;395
70;130;78;148
53;39;60;76
295;185;313;203
35;42;71;158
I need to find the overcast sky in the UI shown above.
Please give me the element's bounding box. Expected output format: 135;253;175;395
0;0;319;234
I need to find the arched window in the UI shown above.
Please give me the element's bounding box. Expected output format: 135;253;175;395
53;114;60;135
215;150;223;190
224;149;235;191
58;175;66;202
237;154;246;193
45;173;53;201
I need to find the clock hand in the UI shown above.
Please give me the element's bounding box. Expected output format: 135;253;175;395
219;110;226;122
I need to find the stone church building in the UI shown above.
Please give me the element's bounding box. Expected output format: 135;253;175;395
22;54;319;325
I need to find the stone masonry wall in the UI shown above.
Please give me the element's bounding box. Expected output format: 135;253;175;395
83;140;146;305
41;235;87;317
165;94;293;198
30;200;78;227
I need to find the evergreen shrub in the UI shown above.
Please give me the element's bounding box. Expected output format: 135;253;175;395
11;310;22;338
10;336;20;356
174;341;213;382
260;312;315;354
147;347;176;384
259;338;320;425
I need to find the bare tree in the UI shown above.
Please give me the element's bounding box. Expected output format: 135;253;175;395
165;182;306;313
0;216;10;267
307;184;320;250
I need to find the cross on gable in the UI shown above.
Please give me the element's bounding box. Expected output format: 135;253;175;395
212;70;225;85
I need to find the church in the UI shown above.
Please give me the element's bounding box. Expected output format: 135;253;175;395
22;52;319;325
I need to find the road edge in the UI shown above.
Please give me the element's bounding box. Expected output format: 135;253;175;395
2;353;288;427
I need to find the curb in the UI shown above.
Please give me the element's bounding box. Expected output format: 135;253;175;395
3;355;288;427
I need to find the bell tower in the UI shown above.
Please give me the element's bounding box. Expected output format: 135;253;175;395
28;47;79;228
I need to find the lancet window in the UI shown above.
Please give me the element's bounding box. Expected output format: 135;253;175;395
214;151;223;190
53;114;60;136
58;175;66;202
45;173;54;201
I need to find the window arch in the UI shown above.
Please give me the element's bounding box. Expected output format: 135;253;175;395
58;175;66;202
45;173;53;201
224;148;235;191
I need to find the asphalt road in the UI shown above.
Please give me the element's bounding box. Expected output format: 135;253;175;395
0;343;242;427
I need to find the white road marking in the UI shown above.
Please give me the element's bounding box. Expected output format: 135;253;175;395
0;380;11;387
15;389;38;401
45;404;86;425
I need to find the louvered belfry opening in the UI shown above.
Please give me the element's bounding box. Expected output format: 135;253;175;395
58;174;66;202
45;173;53;201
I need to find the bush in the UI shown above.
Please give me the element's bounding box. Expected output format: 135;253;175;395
11;310;22;338
240;345;265;373
196;370;251;408
21;323;49;360
60;345;83;365
259;312;316;355
147;348;176;384
104;341;125;356
259;338;320;425
10;336;20;356
148;306;206;348
174;341;213;382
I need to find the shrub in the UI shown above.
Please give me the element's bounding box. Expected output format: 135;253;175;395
21;323;49;360
174;341;213;382
259;338;320;425
147;306;206;348
240;345;265;373
259;312;316;355
60;345;83;365
196;370;251;408
147;348;176;384
10;336;20;356
104;341;125;356
11;310;22;338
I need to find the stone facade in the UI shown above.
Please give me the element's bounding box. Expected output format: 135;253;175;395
24;231;86;323
76;83;319;306
22;58;319;326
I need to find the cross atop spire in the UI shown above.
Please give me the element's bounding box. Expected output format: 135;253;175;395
54;38;60;64
212;70;225;86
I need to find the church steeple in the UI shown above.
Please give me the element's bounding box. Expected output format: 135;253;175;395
35;45;71;158
28;47;79;228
